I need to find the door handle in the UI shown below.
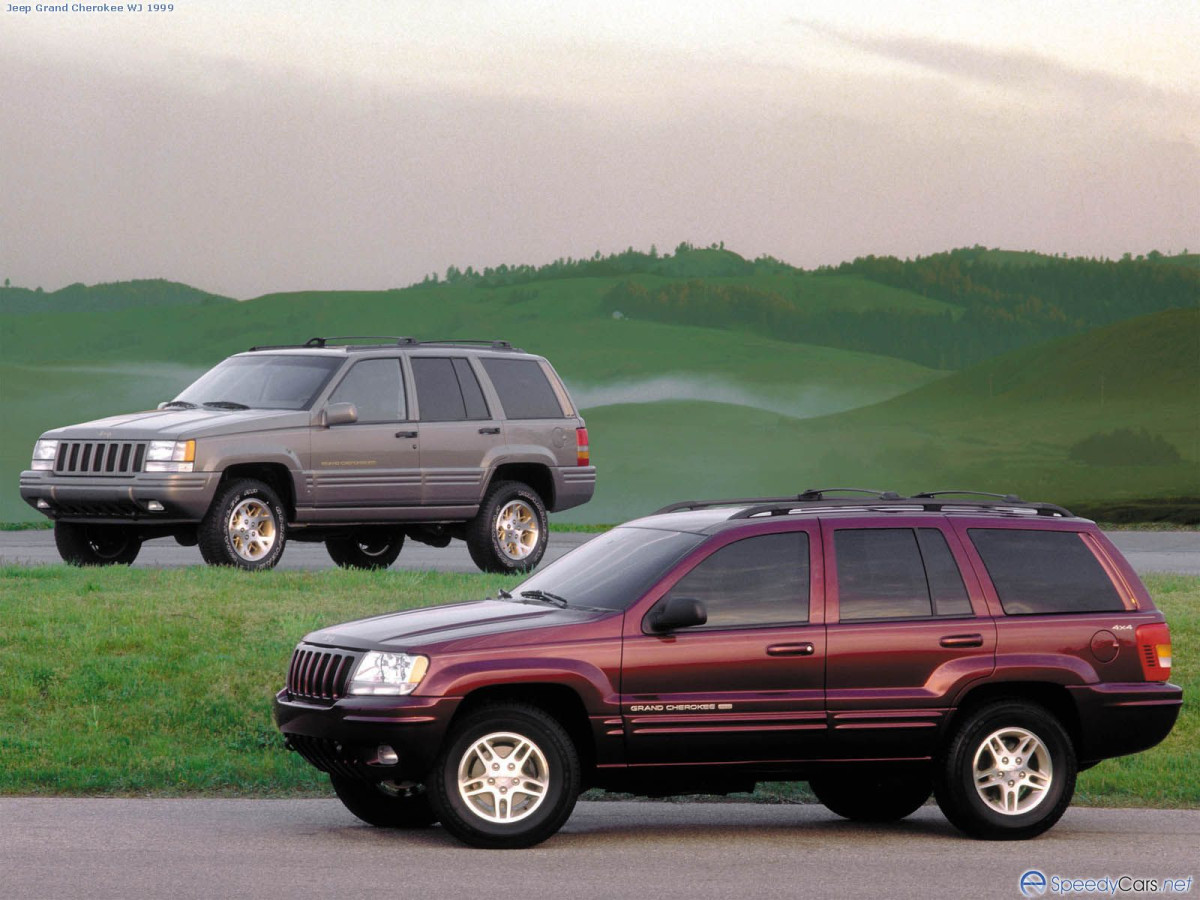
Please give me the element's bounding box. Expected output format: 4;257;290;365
940;634;984;648
766;642;815;657
478;427;501;435
395;430;418;439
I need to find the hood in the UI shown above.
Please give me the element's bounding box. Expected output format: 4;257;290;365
303;599;617;652
42;408;311;440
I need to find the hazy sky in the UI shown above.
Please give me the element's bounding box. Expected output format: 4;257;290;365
2;1;1197;298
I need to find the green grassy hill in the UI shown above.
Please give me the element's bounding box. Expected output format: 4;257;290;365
0;279;232;315
582;309;1200;522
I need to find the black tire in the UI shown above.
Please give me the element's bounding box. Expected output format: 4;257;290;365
326;528;405;570
809;770;932;822
198;478;287;570
428;703;580;849
934;701;1076;840
465;480;548;574
329;774;437;828
54;522;141;566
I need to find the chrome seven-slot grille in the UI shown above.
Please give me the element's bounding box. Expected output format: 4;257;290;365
55;441;147;475
287;646;356;703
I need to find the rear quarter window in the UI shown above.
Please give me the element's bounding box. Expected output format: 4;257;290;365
968;528;1125;615
481;358;565;419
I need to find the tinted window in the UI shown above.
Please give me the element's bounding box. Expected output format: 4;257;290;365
917;528;973;616
481;358;564;419
662;532;809;628
512;527;704;611
174;355;340;410
328;359;405;423
412;357;467;421
836;529;932;620
968;529;1124;615
453;358;490;419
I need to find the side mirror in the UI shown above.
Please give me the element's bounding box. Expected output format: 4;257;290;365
325;402;358;426
647;596;707;633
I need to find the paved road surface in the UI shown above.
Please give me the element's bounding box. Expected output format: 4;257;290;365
1;799;1195;900
1;529;1198;575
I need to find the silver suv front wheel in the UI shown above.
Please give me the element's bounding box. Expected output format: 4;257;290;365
198;478;287;570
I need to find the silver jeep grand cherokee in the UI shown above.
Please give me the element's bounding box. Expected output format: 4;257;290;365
19;337;595;572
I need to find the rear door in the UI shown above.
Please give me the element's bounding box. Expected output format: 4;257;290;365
823;518;996;759
410;356;503;507
620;524;827;764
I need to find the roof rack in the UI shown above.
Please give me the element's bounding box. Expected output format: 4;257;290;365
247;337;521;352
655;490;1075;520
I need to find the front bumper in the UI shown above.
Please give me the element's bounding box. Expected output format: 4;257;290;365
19;470;220;523
1069;681;1183;763
273;690;461;782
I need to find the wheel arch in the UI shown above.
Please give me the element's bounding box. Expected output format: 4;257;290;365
449;682;596;784
217;462;297;520
487;462;554;510
945;681;1083;759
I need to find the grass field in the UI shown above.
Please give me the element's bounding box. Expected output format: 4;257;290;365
0;566;1194;807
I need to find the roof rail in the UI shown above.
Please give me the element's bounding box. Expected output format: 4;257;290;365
416;339;518;351
912;490;1024;503
653;495;809;515
247;336;416;351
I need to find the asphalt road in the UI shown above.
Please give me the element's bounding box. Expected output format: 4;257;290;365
1;798;1195;900
1;529;1198;575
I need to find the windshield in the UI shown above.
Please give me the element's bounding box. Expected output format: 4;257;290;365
510;526;705;611
172;355;342;410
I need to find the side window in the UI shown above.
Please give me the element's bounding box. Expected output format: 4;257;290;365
411;357;490;421
453;358;490;419
836;529;932;620
835;527;973;621
661;532;809;629
917;528;973;616
481;358;565;419
327;359;405;423
968;529;1125;615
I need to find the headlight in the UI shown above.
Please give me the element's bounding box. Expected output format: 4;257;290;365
144;440;195;473
31;439;59;471
348;651;429;696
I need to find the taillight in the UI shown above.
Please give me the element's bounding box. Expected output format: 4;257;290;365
1136;623;1172;682
576;427;590;466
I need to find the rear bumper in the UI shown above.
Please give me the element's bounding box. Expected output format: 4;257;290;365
19;470;220;523
1069;681;1183;763
273;690;460;782
549;465;596;513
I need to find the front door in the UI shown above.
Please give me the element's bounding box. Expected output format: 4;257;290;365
310;357;421;508
621;526;826;764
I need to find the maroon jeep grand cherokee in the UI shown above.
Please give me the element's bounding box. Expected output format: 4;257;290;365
274;490;1181;848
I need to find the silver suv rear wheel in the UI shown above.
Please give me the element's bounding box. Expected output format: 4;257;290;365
466;480;548;574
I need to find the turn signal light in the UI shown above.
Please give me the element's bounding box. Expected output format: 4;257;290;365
576;427;590;466
1136;623;1172;682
